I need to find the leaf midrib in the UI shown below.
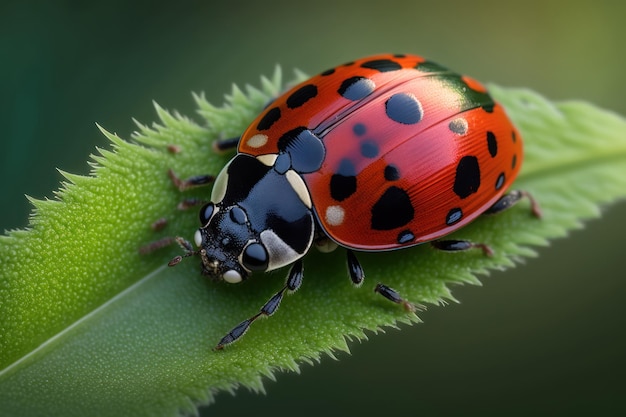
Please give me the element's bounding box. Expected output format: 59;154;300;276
522;146;626;182
0;264;168;378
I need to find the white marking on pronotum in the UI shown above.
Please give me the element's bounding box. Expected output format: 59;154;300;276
285;170;312;209
211;159;232;203
256;154;278;166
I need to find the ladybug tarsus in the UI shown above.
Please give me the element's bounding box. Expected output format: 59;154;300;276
374;283;418;313
214;318;254;351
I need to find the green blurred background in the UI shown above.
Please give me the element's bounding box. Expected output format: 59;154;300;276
2;1;625;415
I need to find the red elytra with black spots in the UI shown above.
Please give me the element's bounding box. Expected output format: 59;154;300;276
169;53;532;349
238;53;521;250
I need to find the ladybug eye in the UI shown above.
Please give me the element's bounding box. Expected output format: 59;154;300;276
199;203;215;226
242;243;269;272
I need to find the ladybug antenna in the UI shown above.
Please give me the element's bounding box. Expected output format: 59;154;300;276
168;236;200;267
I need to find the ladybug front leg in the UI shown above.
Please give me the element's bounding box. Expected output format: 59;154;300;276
214;259;304;350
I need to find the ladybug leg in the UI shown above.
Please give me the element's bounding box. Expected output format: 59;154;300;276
167;168;215;192
212;136;240;153
431;191;541;257
346;250;365;285
214;259;304;350
346;250;418;313
484;190;542;218
374;284;418;313
431;240;494;257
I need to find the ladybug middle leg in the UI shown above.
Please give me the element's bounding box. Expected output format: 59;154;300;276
431;189;541;256
214;259;304;350
346;250;418;313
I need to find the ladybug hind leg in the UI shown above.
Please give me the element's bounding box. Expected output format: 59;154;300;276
214;259;304;350
431;189;542;256
484;189;542;218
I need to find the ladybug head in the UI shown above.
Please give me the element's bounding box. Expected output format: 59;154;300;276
189;202;270;283
168;153;315;283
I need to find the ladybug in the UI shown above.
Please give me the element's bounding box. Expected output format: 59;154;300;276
167;53;541;349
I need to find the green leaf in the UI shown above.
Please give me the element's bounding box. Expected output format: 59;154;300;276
1;67;625;416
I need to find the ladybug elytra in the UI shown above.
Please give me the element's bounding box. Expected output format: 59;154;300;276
166;53;541;349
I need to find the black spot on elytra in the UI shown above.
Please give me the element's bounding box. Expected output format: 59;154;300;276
360;140;379;158
257;107;281;131
512;131;517;142
449;118;468;135
286;84;318;109
453;156;480;199
361;59;402;72
371;186;414;230
353;123;367;136
337;158;356;177
446;208;463;225
384;165;400;181
397;229;415;244
487;131;498;157
330;175;357;202
338;76;376;101
495;172;505;190
320;68;335;76
511;154;517;170
330;159;357;201
385;93;422;125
